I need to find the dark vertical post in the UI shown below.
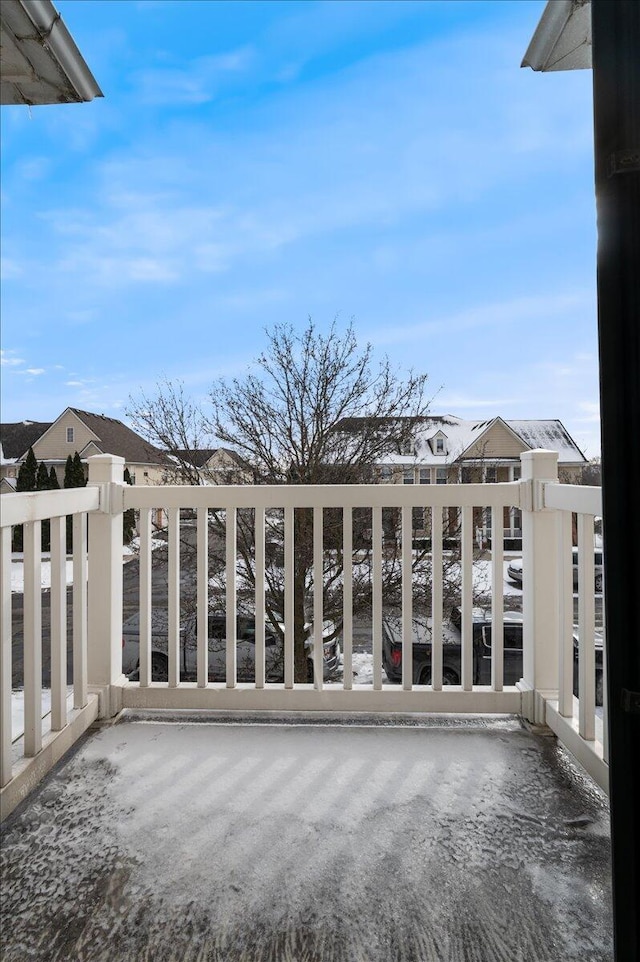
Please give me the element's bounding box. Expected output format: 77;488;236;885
591;2;640;958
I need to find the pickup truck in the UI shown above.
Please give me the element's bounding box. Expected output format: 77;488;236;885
123;611;342;683
382;609;604;704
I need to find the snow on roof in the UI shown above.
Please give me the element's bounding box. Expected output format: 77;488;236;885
507;420;586;463
378;415;585;465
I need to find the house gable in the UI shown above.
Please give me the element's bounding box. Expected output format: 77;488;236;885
32;409;99;462
459;418;530;461
79;440;104;458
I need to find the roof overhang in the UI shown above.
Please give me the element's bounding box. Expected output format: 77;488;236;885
0;0;102;104
522;0;592;72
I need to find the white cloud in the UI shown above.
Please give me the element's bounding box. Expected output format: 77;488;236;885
131;46;255;105
0;258;24;279
25;368;45;376
368;292;592;346
1;351;25;367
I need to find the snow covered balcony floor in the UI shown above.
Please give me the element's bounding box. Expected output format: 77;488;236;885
0;711;612;962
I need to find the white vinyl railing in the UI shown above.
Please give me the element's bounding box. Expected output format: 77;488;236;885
0;449;608;817
1;484;101;809
122;480;521;711
542;479;607;791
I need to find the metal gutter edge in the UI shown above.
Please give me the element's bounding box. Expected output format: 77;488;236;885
522;0;591;72
20;0;103;101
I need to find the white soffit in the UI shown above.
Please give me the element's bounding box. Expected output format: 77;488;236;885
522;0;592;72
0;0;102;105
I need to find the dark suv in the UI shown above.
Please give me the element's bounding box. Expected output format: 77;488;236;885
382;608;603;704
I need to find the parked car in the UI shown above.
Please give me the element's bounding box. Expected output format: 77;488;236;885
123;612;341;683
382;609;604;705
507;548;603;593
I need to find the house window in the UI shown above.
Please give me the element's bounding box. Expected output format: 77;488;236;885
485;467;497;483
143;471;149;478
435;437;445;454
66;427;74;443
419;468;430;484
512;465;521;481
403;469;414;485
436;468;447;485
380;465;392;482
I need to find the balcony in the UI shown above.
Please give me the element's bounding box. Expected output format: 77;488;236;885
0;449;613;960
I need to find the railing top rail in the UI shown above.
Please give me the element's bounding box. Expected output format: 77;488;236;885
0;487;100;528
543;482;602;516
124;481;522;510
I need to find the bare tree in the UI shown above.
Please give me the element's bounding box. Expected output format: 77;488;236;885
127;377;211;485
128;319;431;682
208;319;430;680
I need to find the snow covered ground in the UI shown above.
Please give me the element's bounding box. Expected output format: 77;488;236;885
10;688;74;742
10;557;76;593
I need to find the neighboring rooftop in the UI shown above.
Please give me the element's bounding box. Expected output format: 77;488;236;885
67;408;170;466
335;415;587;466
0;421;52;462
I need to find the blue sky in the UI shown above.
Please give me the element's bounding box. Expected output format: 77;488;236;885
1;0;601;456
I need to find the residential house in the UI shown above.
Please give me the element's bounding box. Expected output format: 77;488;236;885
336;414;586;546
1;408;171;488
170;447;255;485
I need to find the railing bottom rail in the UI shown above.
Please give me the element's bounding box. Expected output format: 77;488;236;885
0;694;99;822
119;682;522;715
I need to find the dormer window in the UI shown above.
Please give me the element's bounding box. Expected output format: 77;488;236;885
435;437;445;454
66;427;74;443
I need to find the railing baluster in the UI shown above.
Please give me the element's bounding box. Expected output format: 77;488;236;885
313;506;324;691
372;506;382;691
401;505;413;690
1;525;12;786
461;505;473;691
557;511;574;716
602;626;609;764
491;506;504;692
139;507;152;688
72;513;87;710
24;521;42;757
578;513;596;740
226;507;237;689
255;507;265;689
284;506;294;689
50;516;67;731
342;507;353;691
431;506;443;690
197;507;208;688
167;507;180;688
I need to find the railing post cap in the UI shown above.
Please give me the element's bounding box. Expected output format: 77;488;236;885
87;453;125;484
520;449;559;481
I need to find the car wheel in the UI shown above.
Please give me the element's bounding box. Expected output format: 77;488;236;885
152;653;168;682
418;667;432;686
443;668;459;686
595;573;603;593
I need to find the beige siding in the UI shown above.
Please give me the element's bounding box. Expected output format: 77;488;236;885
128;464;167;486
463;421;528;460
33;411;98;461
